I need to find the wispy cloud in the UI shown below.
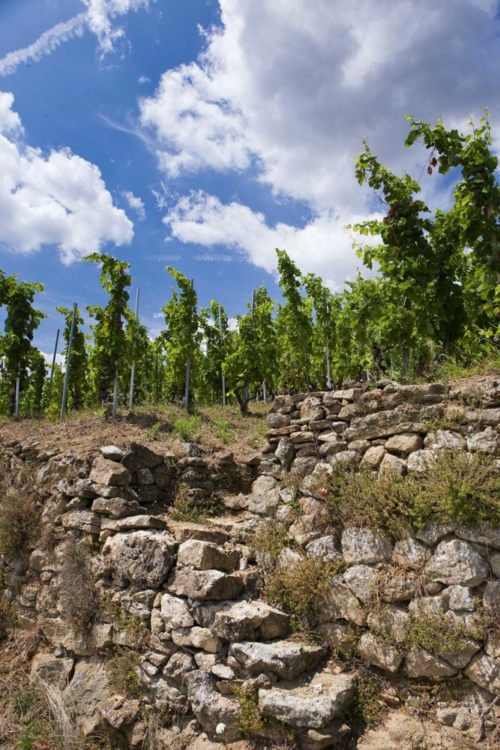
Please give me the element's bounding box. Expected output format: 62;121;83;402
0;1;156;78
144;254;181;261
194;253;237;262
0;14;87;77
123;190;146;220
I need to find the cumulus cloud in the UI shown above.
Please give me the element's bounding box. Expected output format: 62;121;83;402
164;191;381;290
0;0;156;77
123;190;146;219
0;93;133;263
140;0;500;284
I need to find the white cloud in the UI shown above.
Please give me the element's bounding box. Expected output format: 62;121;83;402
165;191;381;290
0;0;156;77
0;93;133;263
123;190;146;219
140;0;500;285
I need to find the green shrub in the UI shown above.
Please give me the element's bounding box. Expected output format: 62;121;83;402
172;415;201;441
107;650;142;699
264;556;337;633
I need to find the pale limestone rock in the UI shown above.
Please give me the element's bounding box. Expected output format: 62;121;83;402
247;475;281;516
367;606;411;645
392;539;431;570
277;547;302;569
379;453;407;476
61;510;100;535
357;632;404;673
445;585;476;612
160;593;194;630
327;450;357;466
405;648;458;678
319;576;366;626
331;388;361;402
163;652;196;680
167;567;244;601
416;523;457;546
300;396;325;422
258;672;355;729
89;456;130;486
229;640;324;680
185;671;241;741
379;571;417;602
343;565;378;603
172;626;222;653
306;536;342;565
341;527;392;565
317;622;356;657
100;516;166;539
455;525;500;549
300;462;333;499
467;427;499;454
491;552;500;577
385;433;423;454
177;540;239;572
407;449;437;473
360;445;386;469
100;445;123;461
101;530;176;589
466;652;500;695
485;632;500;659
425;539;489;587
424;430;466;450
154;680;189;712
211;600;290;642
121;442;164;472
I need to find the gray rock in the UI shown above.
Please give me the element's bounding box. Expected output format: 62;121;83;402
301;462;334;499
160;593;194;629
163;652;196;680
154;680;189;712
357;632;404;673
275;438;295;470
306;536;342;565
100;445;124;461
467;428;499;454
258;672;355;729
407;449;437;473
229;640;324;680
392;539;431;570
63;659;113;736
328;450;357;466
405;648;458;678
100;515;166;537
367;606;410;645
177;540;239;572
247;475;281;516
416;523;457;546
466;652;500;696
121;443;164;472
31;653;74;690
424;430;466;450
455;526;500;550
319;576;366;626
101;530;176;589
185;671;241;741
91;497;142;518
425;540;489;587
341;528;392;565
446;585;476;612
172;626;222;653
61;510;101;534
211;600;290;642
167;567;244;601
266;413;292;429
483;580;500;612
491;552;500;577
300;396;325;422
343;565;378;603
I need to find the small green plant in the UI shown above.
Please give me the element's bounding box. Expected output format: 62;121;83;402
148;421;162;440
350;666;385;727
214;416;235;444
107;650;142;699
171;487;222;523
233;685;264;737
252;519;294;566
172;415;201;441
264;556;337;634
407;610;473;657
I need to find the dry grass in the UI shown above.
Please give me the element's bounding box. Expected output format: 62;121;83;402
0;463;42;560
59;539;100;634
0;401;268;462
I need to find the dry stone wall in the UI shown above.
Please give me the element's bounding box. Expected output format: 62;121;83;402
2;374;500;748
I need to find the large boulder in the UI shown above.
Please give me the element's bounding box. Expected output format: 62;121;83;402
177;540;239;572
229;640;324;680
89;456;130;486
63;660;113;736
258;672;355;729
167;567;244;601
160;593;194;629
425;539;489;587
247;476;281;516
211;600;290;642
101;530;177;589
341;528;392;565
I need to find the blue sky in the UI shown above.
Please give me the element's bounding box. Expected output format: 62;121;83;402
1;0;500;356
